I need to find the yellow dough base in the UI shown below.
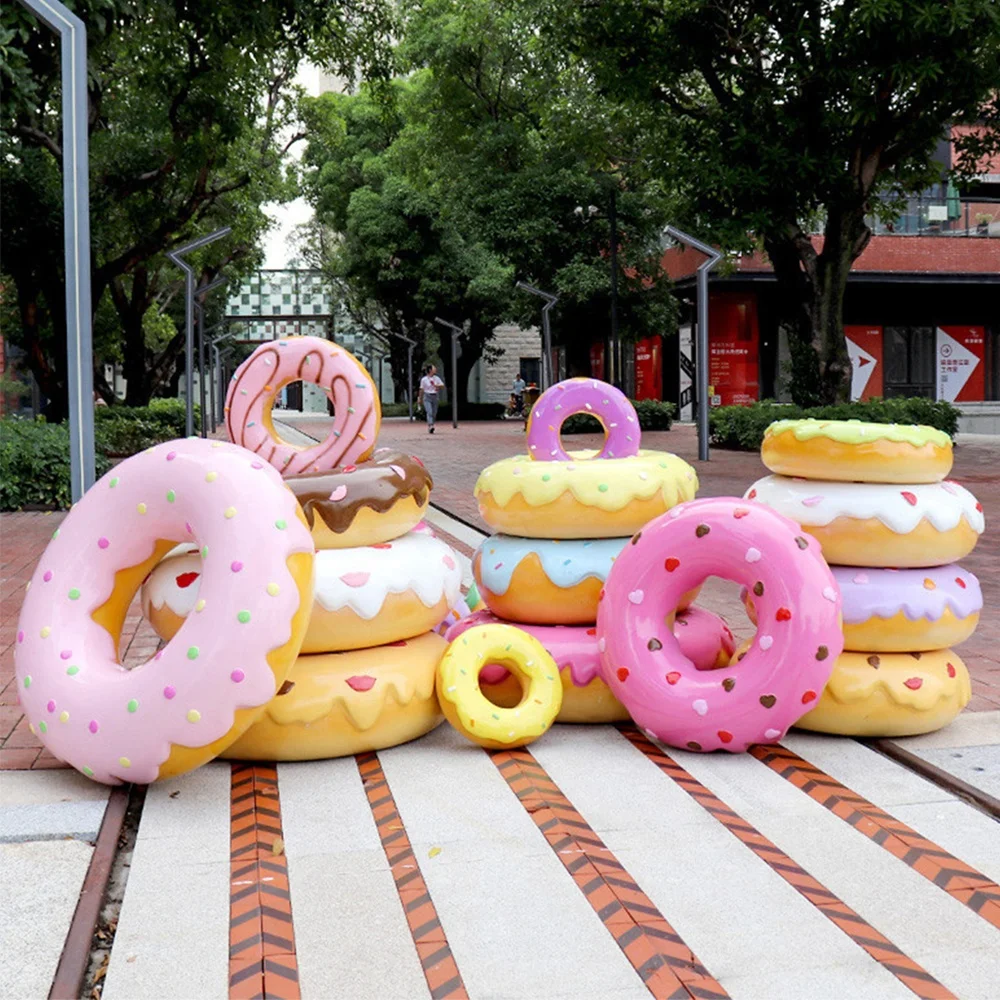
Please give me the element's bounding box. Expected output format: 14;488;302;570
478;490;681;540
223;632;446;761
481;667;631;724
762;432;952;484
844;608;980;652
307;495;429;549
473;551;699;625
794;649;971;738
802;516;980;568
302;591;450;653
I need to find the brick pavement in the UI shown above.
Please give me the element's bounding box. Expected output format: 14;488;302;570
1;417;995;772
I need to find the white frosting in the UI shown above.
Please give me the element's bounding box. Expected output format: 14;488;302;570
746;475;985;535
141;545;202;617
313;529;462;618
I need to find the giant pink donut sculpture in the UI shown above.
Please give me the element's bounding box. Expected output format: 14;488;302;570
597;497;843;752
225;335;380;476
14;438;315;785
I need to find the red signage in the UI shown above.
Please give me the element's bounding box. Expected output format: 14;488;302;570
589;342;605;381
937;326;985;402
708;294;759;406
844;326;883;401
634;336;662;400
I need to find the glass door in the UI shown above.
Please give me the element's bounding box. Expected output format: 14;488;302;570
883;327;935;398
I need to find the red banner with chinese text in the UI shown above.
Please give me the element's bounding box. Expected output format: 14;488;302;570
634;336;662;400
708;294;759;406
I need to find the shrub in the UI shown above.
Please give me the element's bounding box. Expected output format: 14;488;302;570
709;398;960;451
0;417;112;511
526;398;675;434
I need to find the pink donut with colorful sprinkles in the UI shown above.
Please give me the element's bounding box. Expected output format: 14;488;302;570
597;497;843;752
14;438;315;785
225;335;380;475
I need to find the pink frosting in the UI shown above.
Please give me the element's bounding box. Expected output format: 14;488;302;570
674;607;736;671
225;335;379;475
14;438;314;785
597;497;843;753
526;378;639;461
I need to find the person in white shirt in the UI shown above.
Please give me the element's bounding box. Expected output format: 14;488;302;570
418;364;445;433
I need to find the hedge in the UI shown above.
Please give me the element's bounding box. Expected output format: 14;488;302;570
709;398;960;452
525;397;675;434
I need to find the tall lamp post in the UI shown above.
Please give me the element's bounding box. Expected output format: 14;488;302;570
193;273;229;437
515;282;558;389
167;226;232;436
434;318;463;429
205;326;232;433
663;225;722;462
17;0;94;500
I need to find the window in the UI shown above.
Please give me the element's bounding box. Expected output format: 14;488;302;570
884;327;935;398
519;357;540;387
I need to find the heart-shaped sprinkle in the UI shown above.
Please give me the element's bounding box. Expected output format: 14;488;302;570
801;690;816;704
853;572;870;584
176;572;199;588
816;645;829;660
598;637;606;652
733;508;750;519
753;581;764;597
389;464;407;479
648;638;663;651
747;488;757;500
956;577;967;589
775;607;791;621
329;485;348;502
722;678;736;692
666;672;681;685
628;590;644;604
586;627;596;636
692;699;708;716
342;465;357;474
759;694;776;708
745;547;761;563
664;557;680;572
764;728;781;740
687;741;702;751
901;491;918;506
616;667;629;682
822;587;838;603
801;496;824;507
717;730;733;744
975;501;983;512
340;572;370;588
867;655;881;668
947;663;956;678
923;578;936;590
346;674;376;692
759;635;774;650
795;536;809;550
695;524;711;537
904;677;923;690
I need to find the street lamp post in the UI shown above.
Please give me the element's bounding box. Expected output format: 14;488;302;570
166;226;232;436
515;282;558;390
663;226;722;462
434;318;463;429
217;345;236;425
193;273;229;437
205;325;232;434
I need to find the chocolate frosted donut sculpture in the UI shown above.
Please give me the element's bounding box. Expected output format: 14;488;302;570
226;335;380;475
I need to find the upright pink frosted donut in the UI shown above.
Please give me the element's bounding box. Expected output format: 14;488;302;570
597;497;843;752
14;438;315;785
526;378;639;461
225;335;380;475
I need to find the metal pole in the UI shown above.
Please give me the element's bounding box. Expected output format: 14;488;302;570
18;0;95;499
407;342;415;421
434;318;464;428
609;186;620;389
205;326;230;434
515;282;559;390
663;226;722;462
193;274;228;437
166;226;231;437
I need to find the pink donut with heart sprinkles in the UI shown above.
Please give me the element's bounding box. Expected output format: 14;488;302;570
597;496;843;752
225;335;380;476
14;438;315;785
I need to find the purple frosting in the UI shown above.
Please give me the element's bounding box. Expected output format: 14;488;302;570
831;564;982;624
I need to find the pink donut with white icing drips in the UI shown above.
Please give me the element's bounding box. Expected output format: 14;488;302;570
597;497;844;753
14;438;315;785
225;335;380;476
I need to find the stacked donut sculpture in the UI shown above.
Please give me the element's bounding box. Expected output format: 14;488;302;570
441;377;744;748
743;420;984;737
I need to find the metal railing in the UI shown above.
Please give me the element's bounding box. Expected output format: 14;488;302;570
868;196;1000;238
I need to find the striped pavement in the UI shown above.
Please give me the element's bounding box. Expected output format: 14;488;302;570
88;505;1000;999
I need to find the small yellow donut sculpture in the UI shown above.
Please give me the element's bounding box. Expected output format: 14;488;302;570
762;419;953;484
437;624;562;748
223;632;446;761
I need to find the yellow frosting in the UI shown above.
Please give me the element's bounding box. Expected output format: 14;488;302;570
260;633;444;732
438;624;562;746
474;449;698;511
765;419;951;449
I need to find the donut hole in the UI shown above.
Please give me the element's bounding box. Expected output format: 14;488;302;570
477;661;528;709
266;379;335;445
689;575;757;665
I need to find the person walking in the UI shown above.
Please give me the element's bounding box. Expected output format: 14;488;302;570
511;372;526;416
418;363;445;433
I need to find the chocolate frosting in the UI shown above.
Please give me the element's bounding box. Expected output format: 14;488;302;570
284;448;432;535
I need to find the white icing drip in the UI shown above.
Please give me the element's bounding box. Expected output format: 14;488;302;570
313;530;462;618
746;475;984;535
140;546;202;617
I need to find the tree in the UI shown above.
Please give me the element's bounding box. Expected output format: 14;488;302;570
1;0;393;413
552;0;1000;403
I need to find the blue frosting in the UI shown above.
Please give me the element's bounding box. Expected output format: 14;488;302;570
476;534;629;595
